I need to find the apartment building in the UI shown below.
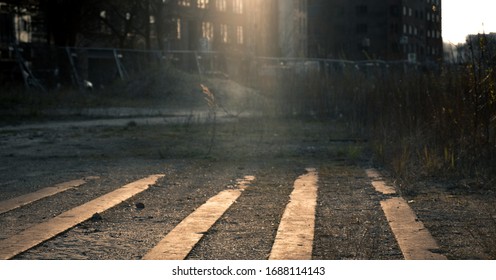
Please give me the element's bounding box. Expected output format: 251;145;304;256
244;0;279;57
308;0;443;62
168;0;308;58
278;0;308;57
0;1;36;59
167;0;248;54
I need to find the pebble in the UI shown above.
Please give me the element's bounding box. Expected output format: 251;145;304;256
91;213;102;221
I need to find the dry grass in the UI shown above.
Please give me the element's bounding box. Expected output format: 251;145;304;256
261;58;496;187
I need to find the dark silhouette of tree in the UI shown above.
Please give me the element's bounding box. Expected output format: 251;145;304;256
150;0;172;51
32;0;173;49
38;0;90;46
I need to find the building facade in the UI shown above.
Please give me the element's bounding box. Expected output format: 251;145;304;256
307;0;443;62
167;0;309;58
166;0;248;54
244;0;279;57
278;0;308;57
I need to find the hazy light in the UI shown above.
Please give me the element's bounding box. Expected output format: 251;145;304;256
443;0;496;44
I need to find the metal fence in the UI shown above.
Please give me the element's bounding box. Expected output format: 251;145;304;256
1;45;436;93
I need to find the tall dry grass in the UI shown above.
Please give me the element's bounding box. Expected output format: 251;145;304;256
252;43;496;184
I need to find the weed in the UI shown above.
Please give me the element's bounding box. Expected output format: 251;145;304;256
200;84;217;155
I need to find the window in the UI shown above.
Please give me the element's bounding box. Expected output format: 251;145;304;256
216;0;226;11
236;26;243;44
390;23;399;34
178;0;191;6
233;0;243;14
355;5;367;15
198;0;208;9
390;5;399;17
391;42;399;53
99;10;112;34
202;21;213;40
356;24;368;34
220;23;228;43
174;18;182;39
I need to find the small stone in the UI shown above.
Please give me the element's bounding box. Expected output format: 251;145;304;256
135;202;145;209
91;213;102;221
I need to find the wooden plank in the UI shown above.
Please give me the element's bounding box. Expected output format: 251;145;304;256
269;168;318;260
143;175;255;260
0;174;164;260
0;177;99;215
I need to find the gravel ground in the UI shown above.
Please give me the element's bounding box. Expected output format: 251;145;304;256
399;180;496;259
1;113;495;260
313;165;403;260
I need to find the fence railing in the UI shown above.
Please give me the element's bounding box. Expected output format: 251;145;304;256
1;45;439;92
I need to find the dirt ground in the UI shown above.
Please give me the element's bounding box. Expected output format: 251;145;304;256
1;75;496;260
0;112;494;260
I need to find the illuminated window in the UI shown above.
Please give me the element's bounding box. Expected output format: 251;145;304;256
198;0;209;9
178;0;191;7
99;10;112;34
202;21;213;40
216;0;227;11
233;0;243;14
174;18;182;39
236;26;243;44
220;24;228;43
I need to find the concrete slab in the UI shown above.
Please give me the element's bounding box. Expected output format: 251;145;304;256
269;168;318;260
365;169;396;195
0;174;164;260
0;177;99;215
142;175;255;260
381;197;447;260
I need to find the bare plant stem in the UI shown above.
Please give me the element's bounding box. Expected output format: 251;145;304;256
201;84;217;156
